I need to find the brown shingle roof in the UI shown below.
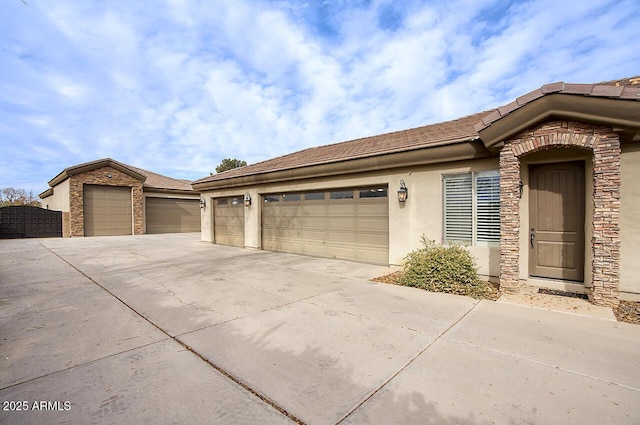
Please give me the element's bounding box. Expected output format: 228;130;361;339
128;166;193;191
194;76;640;186
47;158;194;192
194;109;496;184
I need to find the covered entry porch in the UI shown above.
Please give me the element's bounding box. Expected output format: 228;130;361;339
496;121;621;306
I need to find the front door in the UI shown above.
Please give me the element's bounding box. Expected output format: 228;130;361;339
529;161;585;281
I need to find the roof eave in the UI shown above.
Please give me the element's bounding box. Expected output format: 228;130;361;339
48;158;147;187
478;94;640;151
39;188;53;199
192;140;492;191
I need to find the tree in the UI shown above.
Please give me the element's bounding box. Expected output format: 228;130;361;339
0;187;41;207
215;158;247;173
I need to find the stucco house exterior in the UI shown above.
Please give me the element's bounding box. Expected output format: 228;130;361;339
192;77;640;306
40;158;200;237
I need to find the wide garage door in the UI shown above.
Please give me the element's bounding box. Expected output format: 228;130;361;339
146;197;200;234
214;196;244;247
84;185;132;236
262;186;389;264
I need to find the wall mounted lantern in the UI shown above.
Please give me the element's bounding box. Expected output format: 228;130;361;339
244;192;252;207
397;180;408;203
519;181;524;199
199;198;206;209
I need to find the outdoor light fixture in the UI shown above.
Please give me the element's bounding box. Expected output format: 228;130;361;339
199;198;206;208
244;192;252;207
397;180;408;203
519;181;524;199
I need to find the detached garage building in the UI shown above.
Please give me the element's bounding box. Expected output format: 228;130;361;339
40;158;200;237
193;77;640;306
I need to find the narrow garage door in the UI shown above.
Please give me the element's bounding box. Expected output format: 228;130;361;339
146;198;200;234
214;196;245;247
262;187;389;264
84;185;132;236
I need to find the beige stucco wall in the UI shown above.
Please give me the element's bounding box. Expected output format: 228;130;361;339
620;144;640;298
199;157;501;276
42;178;71;212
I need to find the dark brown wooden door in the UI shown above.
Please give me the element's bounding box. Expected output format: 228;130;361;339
529;162;585;281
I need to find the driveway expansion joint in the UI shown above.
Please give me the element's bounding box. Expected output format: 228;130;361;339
37;240;306;425
447;338;640;392
335;298;481;424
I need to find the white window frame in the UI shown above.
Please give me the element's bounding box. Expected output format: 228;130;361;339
443;170;500;246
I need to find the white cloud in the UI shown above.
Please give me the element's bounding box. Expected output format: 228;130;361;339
0;0;639;194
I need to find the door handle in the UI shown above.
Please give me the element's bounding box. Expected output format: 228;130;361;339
530;229;535;249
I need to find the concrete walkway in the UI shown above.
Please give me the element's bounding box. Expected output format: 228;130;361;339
1;234;638;424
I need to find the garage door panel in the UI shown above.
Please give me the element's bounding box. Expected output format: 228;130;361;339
356;204;387;216
146;198;200;234
329;245;356;259
301;230;325;241
84;185;132;237
328;204;356;214
327;231;356;243
356;219;386;231
358;233;387;245
329;217;358;229
263;237;299;249
356;248;387;264
304;242;328;256
214;198;244;247
303;219;326;229
262;188;389;265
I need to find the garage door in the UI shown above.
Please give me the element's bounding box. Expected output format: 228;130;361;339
84;185;132;236
146;198;200;234
262;187;389;264
214;196;244;247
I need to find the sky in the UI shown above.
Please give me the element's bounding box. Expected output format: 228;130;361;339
1;0;639;196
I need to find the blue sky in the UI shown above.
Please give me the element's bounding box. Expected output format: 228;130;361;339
1;0;639;196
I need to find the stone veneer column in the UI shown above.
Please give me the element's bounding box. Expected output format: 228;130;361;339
497;121;621;306
590;133;621;306
499;146;521;294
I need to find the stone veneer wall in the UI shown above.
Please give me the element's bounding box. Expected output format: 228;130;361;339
68;166;144;237
499;120;621;307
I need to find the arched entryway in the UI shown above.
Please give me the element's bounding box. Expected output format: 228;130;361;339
498;120;621;307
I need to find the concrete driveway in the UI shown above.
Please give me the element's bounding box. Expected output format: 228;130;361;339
1;234;638;425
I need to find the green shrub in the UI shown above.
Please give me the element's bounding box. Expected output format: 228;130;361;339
399;236;490;299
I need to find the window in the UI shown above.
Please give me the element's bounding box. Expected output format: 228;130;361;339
283;193;301;202
359;187;388;198
443;170;500;245
475;170;500;244
443;174;472;243
304;192;324;201
330;190;354;200
264;195;280;203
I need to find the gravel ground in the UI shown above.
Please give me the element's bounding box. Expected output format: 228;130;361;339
372;272;639;325
614;301;640;324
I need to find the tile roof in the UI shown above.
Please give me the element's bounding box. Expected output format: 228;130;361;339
474;76;640;133
195;109;496;184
